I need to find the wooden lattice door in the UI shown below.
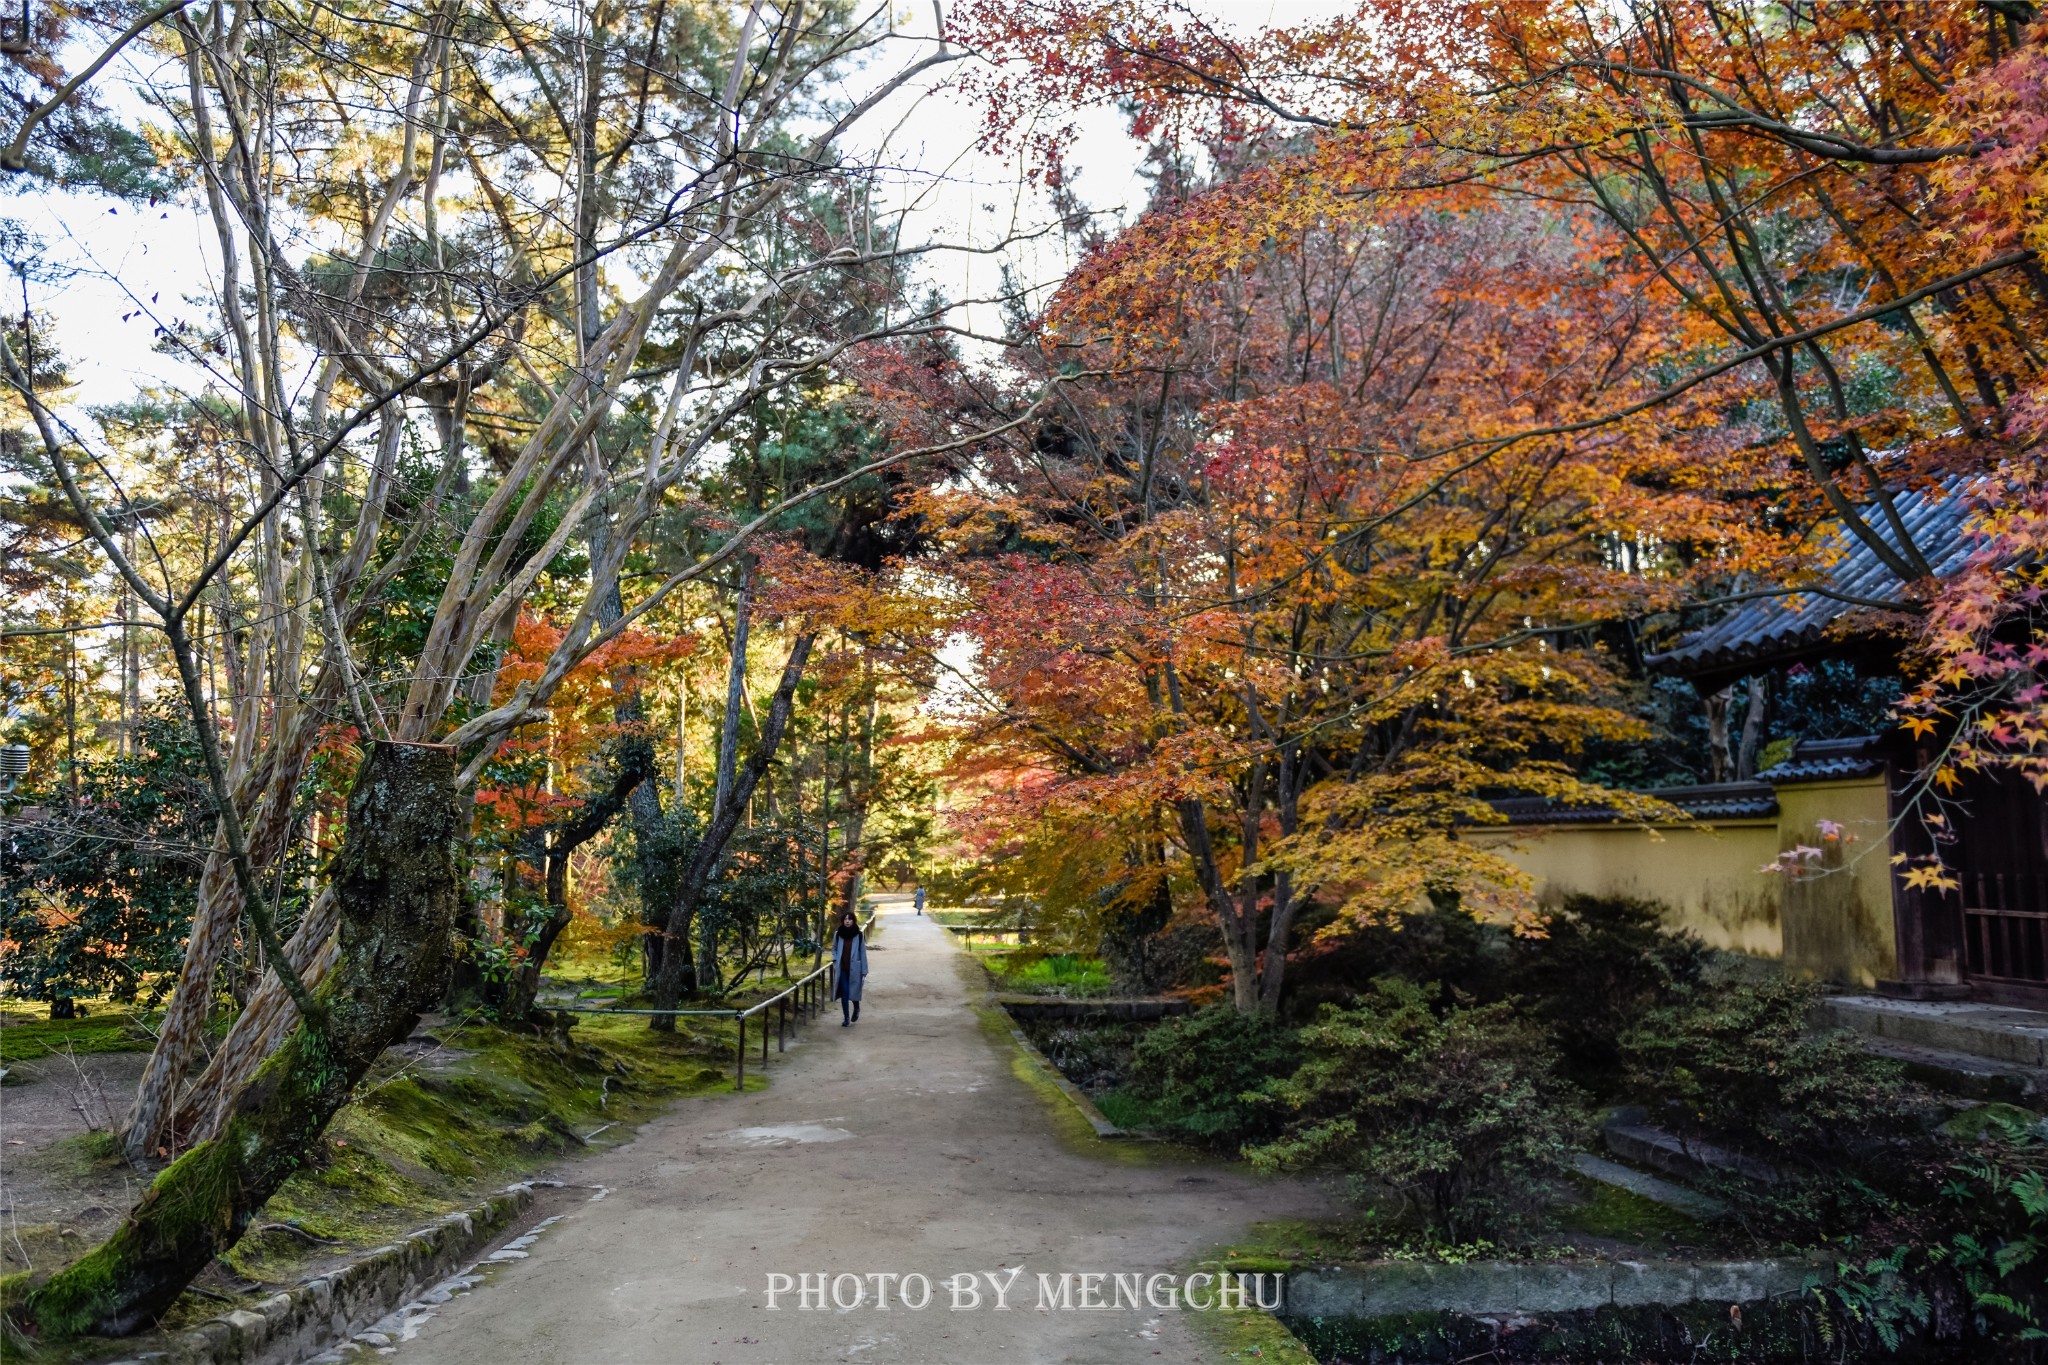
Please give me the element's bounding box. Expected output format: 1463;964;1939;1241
1954;769;2048;998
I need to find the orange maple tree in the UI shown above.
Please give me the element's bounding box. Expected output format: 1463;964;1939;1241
469;612;695;1014
935;0;2048;1006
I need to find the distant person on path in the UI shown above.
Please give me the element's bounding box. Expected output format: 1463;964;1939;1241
833;910;868;1026
914;885;925;915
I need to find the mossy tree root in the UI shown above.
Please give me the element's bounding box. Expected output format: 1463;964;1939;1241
5;743;462;1341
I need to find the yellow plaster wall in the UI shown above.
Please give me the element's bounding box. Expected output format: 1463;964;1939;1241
1475;821;1784;957
1775;777;1897;987
1470;773;1899;986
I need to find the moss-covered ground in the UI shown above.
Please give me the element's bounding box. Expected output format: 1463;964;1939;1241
213;1010;745;1288
1189;1297;1322;1364
0;1011;157;1068
1553;1174;1711;1253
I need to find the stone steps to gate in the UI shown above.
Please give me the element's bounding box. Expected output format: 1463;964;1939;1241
1820;994;2048;1070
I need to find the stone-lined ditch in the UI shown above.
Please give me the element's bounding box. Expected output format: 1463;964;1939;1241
993;998;1853;1364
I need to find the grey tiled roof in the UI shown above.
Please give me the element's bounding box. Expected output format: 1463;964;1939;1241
1490;737;1887;827
1647;482;1977;680
1755;735;1887;784
1492;781;1778;826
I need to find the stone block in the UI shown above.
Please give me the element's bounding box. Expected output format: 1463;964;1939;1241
190;1320;235;1359
220;1308;270;1356
1607;1260;1699;1307
1502;1263;1609;1313
1288;1255;1837;1320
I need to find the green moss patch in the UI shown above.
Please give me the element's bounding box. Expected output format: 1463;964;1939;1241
1556;1178;1703;1249
1189;1301;1320;1364
214;1011;745;1284
0;1013;156;1065
1939;1102;2041;1143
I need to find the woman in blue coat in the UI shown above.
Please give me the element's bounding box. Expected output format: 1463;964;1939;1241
832;910;868;1025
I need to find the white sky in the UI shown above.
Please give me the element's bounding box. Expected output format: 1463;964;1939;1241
17;1;1354;409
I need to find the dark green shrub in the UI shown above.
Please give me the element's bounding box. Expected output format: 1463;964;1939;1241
1284;901;1511;1018
1621;970;1905;1162
1116;1004;1302;1147
1284;895;1703;1096
1515;894;1709;1092
1620;969;1918;1242
0;706;216;1013
1247;979;1591;1243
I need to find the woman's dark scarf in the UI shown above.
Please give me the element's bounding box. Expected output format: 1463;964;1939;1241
835;918;861;977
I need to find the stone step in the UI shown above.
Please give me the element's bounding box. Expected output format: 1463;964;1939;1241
1856;1037;2048;1103
1604;1122;1781;1186
1821;994;2048;1069
1569;1152;1728;1220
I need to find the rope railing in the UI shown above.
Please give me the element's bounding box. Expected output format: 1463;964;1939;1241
547;912;877;1091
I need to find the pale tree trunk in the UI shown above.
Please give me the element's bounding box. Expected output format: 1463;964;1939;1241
1256;739;1306;1014
1736;674;1770;781
123;717;318;1162
5;742;460;1341
1705;685;1734;784
1175;758;1304;1014
171;908;342;1145
837;652;879;915
1175;797;1261;1013
1158;657;1265;1014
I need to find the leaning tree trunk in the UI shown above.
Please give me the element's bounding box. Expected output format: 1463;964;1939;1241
4;742;461;1341
496;750;651;1022
124;719;320;1162
169;901;341;1146
649;633;815;1029
700;559;755;992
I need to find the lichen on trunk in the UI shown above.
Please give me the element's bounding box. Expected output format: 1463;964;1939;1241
3;742;462;1342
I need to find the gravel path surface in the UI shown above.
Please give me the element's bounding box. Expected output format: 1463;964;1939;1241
383;898;1324;1365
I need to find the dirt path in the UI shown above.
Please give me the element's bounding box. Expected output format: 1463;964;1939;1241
383;899;1325;1365
0;1050;150;1273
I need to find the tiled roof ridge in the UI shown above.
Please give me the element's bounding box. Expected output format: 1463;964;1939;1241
1648;480;1979;680
1488;735;1888;826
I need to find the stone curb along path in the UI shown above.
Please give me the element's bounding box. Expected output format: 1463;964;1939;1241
992;1007;1128;1140
107;1182;555;1365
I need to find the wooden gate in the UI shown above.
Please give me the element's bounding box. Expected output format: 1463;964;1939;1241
1954;770;2048;1002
